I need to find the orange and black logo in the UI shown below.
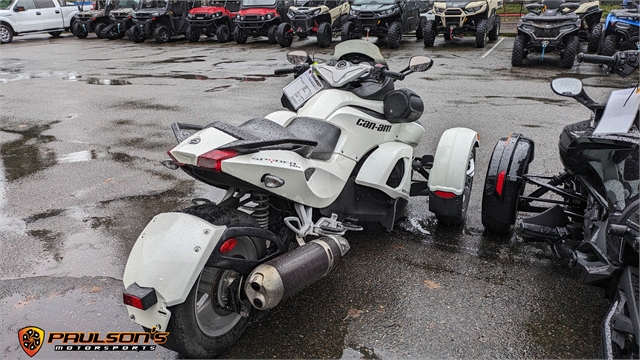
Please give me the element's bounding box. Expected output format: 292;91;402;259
18;327;45;357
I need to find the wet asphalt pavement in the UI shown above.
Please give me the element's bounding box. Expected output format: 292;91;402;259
0;31;637;359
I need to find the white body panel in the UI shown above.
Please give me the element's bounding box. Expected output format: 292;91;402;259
0;0;77;36
123;212;227;330
356;142;413;198
428;127;479;195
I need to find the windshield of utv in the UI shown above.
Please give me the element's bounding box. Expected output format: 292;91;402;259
352;0;395;5
241;0;276;7
141;0;168;8
112;0;139;8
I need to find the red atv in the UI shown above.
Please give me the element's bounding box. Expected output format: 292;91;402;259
186;0;240;42
233;0;289;44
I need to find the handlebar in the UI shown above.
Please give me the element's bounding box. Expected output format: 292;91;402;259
274;63;311;76
578;50;639;78
577;53;616;67
381;68;405;81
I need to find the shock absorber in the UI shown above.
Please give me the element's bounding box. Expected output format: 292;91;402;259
252;194;269;230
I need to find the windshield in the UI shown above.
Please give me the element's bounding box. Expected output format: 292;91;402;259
0;0;12;10
140;0;168;8
352;0;395;4
112;0;140;7
241;0;276;6
332;39;387;65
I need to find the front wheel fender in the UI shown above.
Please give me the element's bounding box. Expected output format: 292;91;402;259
428;127;479;195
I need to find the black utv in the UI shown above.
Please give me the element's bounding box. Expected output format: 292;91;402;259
511;0;581;68
128;0;200;43
101;0;139;40
340;0;428;49
72;0;113;38
233;0;289;44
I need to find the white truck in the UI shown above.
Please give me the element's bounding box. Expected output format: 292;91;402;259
0;0;81;43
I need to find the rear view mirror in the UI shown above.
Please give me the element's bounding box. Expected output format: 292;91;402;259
409;56;433;72
14;5;26;11
551;78;582;97
286;51;308;65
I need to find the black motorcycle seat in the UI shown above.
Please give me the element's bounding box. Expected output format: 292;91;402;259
208;117;341;161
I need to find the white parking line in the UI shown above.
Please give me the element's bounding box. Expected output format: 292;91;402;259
481;37;505;59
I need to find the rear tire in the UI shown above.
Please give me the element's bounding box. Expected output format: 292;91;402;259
94;23;106;38
435;148;476;225
130;26;145;42
600;33;618;56
154;25;171;43
216;24;230;43
316;22;332;48
340;21;357;42
186;26;200;42
423;20;437;47
103;23;118;40
587;22;601;53
387;21;402;49
0;24;13;44
423;20;436;47
487;15;500;41
511;34;526;66
560;34;578;69
276;22;292;47
267;24;278;44
233;26;247;44
475;18;487;48
161;205;266;359
415;16;426;39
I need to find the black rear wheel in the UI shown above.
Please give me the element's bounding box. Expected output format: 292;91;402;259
560;34;578;69
316;22;332;48
161;205;266;359
475;18;487;48
267;24;278;44
416;16;426;40
487;15;500;41
233;26;247;44
587;22;602;53
48;31;62;38
154;25;171;43
276;22;292;47
600;33;618;56
387;21;402;49
73;22;88;39
216;24;230;43
511;34;526;66
340;21;358;42
423;20;436;47
94;23;106;38
186;26;200;42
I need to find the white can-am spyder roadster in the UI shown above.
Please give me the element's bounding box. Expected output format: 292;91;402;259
122;40;479;358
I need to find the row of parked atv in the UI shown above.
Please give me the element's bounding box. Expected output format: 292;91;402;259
71;0;430;49
508;0;639;68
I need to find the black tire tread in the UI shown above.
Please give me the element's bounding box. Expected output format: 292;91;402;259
387;21;402;49
316;22;332;48
475;18;487;48
587;22;601;53
600;33;618;56
511;34;525;66
488;15;500;41
423;20;435;47
276;22;292;47
560;34;578;69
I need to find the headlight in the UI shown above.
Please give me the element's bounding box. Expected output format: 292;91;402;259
350;9;358;16
239;15;244;20
378;7;398;15
434;7;444;14
266;13;272;19
465;6;482;13
521;24;535;32
187;13;193;18
260;16;265;20
215;12;222;17
288;8;294;16
311;8;321;16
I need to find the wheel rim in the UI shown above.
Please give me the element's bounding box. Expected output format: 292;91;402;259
0;27;9;42
194;236;258;337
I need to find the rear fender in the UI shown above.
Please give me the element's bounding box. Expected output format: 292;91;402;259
428;127;479;195
122;212;227;331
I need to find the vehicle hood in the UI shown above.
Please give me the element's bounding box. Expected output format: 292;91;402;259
237;7;277;15
134;8;167;15
0;9;12;16
351;4;396;12
77;9;107;17
110;7;134;15
289;5;328;12
435;1;473;7
189;6;228;15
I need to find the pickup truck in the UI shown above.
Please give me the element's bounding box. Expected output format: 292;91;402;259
0;0;81;43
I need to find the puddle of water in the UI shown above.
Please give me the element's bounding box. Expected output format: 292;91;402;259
152;56;207;64
0;123;58;182
205;85;232;92
86;78;132;85
0;71;82;84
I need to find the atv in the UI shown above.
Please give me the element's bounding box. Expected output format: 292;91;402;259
511;0;581;68
233;0;289;44
127;0;198;43
598;4;639;55
422;0;502;48
340;0;429;49
573;0;603;52
276;0;350;48
72;0;113;38
186;0;240;42
101;0;139;40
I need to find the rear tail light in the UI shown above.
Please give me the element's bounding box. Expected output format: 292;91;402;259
123;283;157;310
219;238;237;254
197;149;238;172
433;190;456;199
496;170;506;196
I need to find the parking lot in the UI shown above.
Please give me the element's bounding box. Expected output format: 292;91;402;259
0;32;636;359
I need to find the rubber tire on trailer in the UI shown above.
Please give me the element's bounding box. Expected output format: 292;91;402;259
600;33;618;56
0;24;13;44
423;20;436;47
216;23;230;43
186;26;200;42
511;34;526;66
587;22;601;53
488;14;500;41
560;34;578;69
73;22;88;39
387;21;402;49
267;24;278;44
48;31;62;37
436;148;476;226
94;23;106;38
341;21;357;42
475;18;487;48
416;16;426;39
276;22;292;47
233;26;247;44
160;205;266;359
154;25;171;43
316;22;332;48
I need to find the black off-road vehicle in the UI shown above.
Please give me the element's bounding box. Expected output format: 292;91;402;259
511;0;581;68
72;0;113;38
422;0;502;48
340;0;429;49
186;0;240;42
277;0;349;47
233;0;289;44
128;0;199;43
101;0;139;40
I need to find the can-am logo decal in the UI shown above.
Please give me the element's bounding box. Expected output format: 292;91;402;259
356;119;391;132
